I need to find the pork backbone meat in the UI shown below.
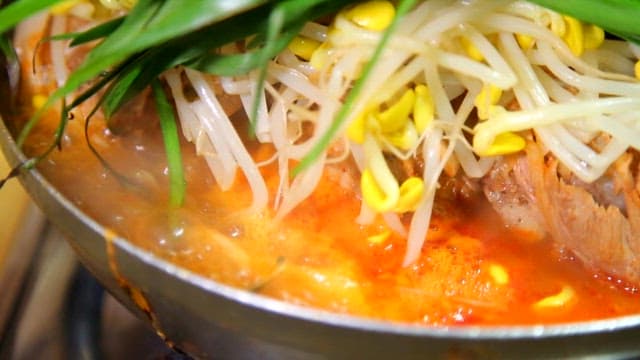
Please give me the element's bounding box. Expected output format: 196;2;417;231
482;143;640;286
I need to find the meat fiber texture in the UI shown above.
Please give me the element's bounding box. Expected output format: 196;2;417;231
482;143;640;286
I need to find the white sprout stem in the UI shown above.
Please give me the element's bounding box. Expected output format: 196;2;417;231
219;76;253;94
463;25;518;88
383;212;407;237
590;48;635;77
534;67;576;103
275;154;326;219
435;49;516;89
238;73;271;143
186;69;268;212
363;134;400;211
498;32;550;106
474;97;640;154
452;85;487;178
414;0;506;42
481;13;630;81
299;21;328;42
50;15;69;88
190;101;239;189
403;127;442;266
268;63;327;105
593;113;640;150
533;42;640;97
164;69;238;189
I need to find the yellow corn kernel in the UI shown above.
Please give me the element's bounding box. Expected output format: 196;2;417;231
309;41;331;70
533;285;575;309
394;177;424;213
413;84;434;133
481;131;526;156
344;1;395;31
32;95;48;110
50;0;83;14
288;36;322;61
635;60;640;80
562;16;584;57
488;263;509;285
474;84;502;120
100;0;136;10
376;88;415;133
368;230;391;245
515;33;535;50
361;168;398;213
460;36;484;62
385;122;419;151
583;24;604;50
347;111;369;144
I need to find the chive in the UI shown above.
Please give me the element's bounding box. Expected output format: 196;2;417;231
69;16;126;46
293;0;417;176
37;17;125;46
151;78;185;208
13;98;70;178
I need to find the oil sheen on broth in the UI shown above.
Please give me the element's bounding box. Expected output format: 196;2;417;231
11;0;640;326
15;95;640;326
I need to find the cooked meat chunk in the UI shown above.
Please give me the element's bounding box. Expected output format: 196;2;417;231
482;154;547;238
483;143;640;285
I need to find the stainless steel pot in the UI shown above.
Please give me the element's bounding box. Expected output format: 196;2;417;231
2;94;640;360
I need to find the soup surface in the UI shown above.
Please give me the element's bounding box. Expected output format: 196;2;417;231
13;100;640;326
8;0;640;326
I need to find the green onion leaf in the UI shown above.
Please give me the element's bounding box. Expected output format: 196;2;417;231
38;17;125;46
151;78;185;208
69;16;126;47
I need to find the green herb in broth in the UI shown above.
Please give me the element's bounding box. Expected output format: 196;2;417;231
151;78;185;208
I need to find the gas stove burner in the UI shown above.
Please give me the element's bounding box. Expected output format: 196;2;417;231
66;266;190;360
3;223;189;360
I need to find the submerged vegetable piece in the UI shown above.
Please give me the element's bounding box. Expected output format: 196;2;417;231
533;285;576;310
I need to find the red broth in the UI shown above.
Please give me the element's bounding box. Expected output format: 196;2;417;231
14;96;640;326
10;16;640;325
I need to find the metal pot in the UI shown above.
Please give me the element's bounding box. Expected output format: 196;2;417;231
2;90;640;360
